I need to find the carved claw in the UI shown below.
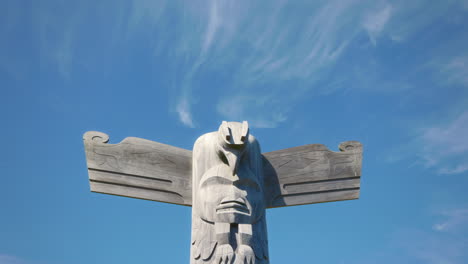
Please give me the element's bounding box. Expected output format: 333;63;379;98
234;245;255;264
214;244;234;264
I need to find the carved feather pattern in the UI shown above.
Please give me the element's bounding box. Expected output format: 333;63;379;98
191;218;269;263
191;218;218;263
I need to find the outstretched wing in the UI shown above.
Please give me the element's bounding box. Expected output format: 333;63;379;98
263;141;362;208
83;131;192;206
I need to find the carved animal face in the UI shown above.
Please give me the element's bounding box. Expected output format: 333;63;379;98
194;121;265;224
196;164;264;224
217;121;249;176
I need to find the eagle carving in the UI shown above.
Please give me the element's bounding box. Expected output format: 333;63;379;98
83;121;363;264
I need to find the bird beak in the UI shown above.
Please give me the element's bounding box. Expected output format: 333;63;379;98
225;151;241;175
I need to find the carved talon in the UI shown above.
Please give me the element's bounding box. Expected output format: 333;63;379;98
235;245;255;264
214;244;234;264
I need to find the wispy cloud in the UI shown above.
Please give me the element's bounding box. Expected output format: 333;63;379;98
202;0;221;56
176;96;195;128
32;2;90;79
17;0;465;129
404;209;468;263
166;0;377;127
399;229;467;264
433;208;468;232
352;224;468;264
216;95;287;128
420;111;468;174
437;164;468;175
422;111;468;157
440;55;468;86
164;0;460;127
126;0;166;34
385;51;468;173
385;0;460;42
362;3;393;45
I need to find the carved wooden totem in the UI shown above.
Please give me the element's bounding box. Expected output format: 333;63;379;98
83;121;363;264
191;121;268;263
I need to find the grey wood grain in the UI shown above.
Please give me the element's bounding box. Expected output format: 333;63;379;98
83;131;363;209
83;131;192;206
263;141;362;208
83;127;364;264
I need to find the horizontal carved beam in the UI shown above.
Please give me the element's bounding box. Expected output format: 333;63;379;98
263;141;363;208
83;131;193;206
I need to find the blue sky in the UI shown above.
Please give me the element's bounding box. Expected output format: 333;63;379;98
1;0;468;263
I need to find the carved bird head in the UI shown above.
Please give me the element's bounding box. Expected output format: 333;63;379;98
217;121;249;175
196;120;265;224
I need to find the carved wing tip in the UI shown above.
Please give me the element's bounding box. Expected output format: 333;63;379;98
338;141;363;152
83;131;109;144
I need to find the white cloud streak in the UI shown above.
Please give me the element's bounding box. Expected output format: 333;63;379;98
166;0;462;128
421;111;468;174
433;208;468;232
176;96;195;128
167;0;386;127
126;0;166;33
438;164;468;175
17;0;462;129
423;112;468;156
363;3;393;45
440;55;468;86
34;2;79;79
352;225;468;264
202;0;221;56
407;233;467;264
216;95;287;128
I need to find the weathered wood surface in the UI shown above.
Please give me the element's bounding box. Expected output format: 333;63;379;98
263;141;362;208
83;131;192;206
190;122;269;263
83;128;363;263
83;131;363;209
